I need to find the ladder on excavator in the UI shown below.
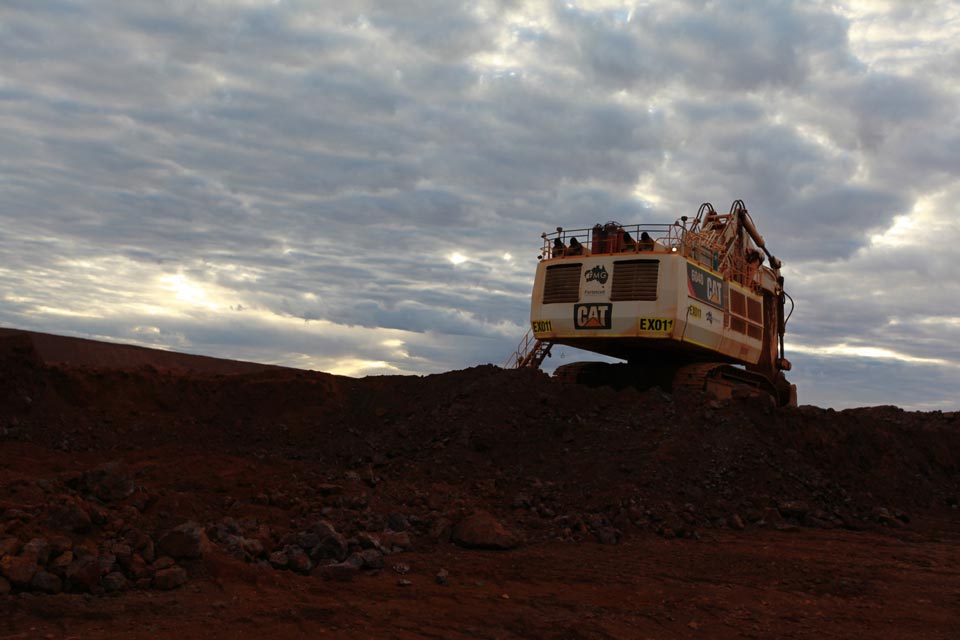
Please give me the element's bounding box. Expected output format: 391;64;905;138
505;329;553;369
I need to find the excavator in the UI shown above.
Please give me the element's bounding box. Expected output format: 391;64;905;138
506;200;797;406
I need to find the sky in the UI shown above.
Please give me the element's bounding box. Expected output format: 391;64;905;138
0;0;957;410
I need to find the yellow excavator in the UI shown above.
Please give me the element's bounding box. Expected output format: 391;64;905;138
507;200;797;406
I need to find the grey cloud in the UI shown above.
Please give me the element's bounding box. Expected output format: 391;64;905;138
0;1;958;409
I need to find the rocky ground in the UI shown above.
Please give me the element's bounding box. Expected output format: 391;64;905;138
0;329;958;638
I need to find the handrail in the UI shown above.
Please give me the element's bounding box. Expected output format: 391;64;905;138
505;328;552;369
505;328;537;368
539;217;767;294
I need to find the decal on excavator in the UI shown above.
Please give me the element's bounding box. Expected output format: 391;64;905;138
638;317;674;332
687;263;724;309
531;320;553;332
584;265;609;285
574;303;611;329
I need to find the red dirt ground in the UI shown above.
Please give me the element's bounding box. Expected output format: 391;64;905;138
0;330;958;639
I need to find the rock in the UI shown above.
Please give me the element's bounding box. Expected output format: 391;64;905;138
111;542;133;564
30;570;62;594
595;528;619;545
102;571;128;592
380;531;411;552
284;545;312;574
308;520;348;562
0;555;38;587
49;535;72;555
296;532;321;550
49;551;73;576
387;513;410;532
153;556;175;571
21;538;51;565
777;501;809;520
873;507;901;527
511;493;532;509
239;537;264;557
153;566;188;590
397;579;412;587
158;522;210;559
435;568;449;586
123;528;155;563
86;465;136;502
47;503;92;533
99;552;117;574
358;548;384;570
0;537;20;556
356;532;384;552
728;514;745;530
0;576;9;595
452;511;518;550
318;562;358;582
391;562;410;575
268;551;288;569
65;555;101;592
344;552;366;569
429;518;453;543
316;484;342;496
124;554;150;580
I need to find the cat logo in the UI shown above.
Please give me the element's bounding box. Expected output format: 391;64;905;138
574;303;612;330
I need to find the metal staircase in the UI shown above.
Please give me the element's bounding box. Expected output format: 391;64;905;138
505;328;553;369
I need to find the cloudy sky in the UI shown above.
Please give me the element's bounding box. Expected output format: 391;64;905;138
1;0;957;410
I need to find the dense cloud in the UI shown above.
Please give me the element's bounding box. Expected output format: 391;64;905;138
0;0;957;408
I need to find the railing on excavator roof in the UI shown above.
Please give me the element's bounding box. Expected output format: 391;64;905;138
538;213;771;294
539;223;684;260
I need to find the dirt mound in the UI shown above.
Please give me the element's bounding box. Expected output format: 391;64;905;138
0;330;958;637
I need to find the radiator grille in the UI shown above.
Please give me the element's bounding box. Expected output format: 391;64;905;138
542;263;581;304
728;287;764;341
611;260;659;301
730;289;746;317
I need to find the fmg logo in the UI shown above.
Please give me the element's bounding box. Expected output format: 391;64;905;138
574;303;612;330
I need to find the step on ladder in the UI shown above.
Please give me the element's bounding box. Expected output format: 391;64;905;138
505;328;553;369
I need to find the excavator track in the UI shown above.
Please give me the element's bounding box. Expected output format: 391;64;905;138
672;363;779;403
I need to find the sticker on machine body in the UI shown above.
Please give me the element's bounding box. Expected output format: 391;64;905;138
638;317;674;332
574;303;612;329
531;320;553;332
687;262;724;309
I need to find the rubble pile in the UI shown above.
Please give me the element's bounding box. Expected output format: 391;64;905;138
0;332;957;596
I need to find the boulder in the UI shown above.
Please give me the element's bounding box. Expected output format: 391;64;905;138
451;511;519;550
158;522;210;560
0;537;21;557
380;531;411;552
102;571;128;592
47;503;92;533
49;551;73;576
308;520;348;562
777;501;810;520
387;513;410;532
30;570;62;594
284;545;312;574
358;548;384;570
85;465;136;502
153;566;188;590
0;555;38;587
21;538;51;564
65;555;101;592
48;535;73;555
